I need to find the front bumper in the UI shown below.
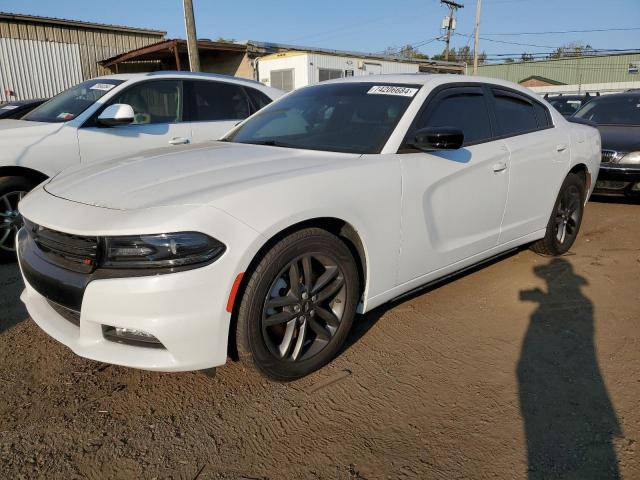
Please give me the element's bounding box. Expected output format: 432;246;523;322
18;229;231;371
594;163;640;196
16;188;265;372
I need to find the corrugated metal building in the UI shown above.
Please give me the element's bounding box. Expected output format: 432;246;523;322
0;12;165;101
470;52;640;95
258;50;464;91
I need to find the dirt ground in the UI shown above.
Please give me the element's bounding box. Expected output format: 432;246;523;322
1;199;638;480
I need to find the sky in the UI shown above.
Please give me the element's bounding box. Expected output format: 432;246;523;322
1;0;639;61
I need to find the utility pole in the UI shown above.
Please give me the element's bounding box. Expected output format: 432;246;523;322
472;0;482;74
441;0;464;61
183;0;201;72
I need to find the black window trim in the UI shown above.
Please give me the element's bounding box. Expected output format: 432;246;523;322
488;86;554;140
183;79;253;124
81;79;185;129
398;81;555;153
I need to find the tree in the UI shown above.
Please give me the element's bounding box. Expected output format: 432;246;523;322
383;44;429;59
504;58;515;63
547;42;595;59
431;47;486;64
521;53;534;62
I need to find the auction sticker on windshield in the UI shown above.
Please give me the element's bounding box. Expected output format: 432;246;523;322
367;85;419;97
90;83;117;91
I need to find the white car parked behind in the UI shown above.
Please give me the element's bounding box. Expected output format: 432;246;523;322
0;71;281;260
17;75;601;380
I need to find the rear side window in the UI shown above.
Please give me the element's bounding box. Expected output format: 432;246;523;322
188;81;250;121
416;88;493;145
245;87;273;112
492;89;538;136
533;102;552;128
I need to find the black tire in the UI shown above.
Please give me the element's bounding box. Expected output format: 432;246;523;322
530;172;586;256
0;176;36;263
236;228;360;381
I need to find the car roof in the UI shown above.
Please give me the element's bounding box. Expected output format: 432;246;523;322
88;71;280;94
92;71;262;84
322;74;545;99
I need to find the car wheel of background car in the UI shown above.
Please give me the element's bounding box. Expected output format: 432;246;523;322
0;176;35;262
236;227;360;381
530;172;586;256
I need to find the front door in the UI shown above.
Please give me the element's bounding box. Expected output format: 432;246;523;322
77;79;191;163
398;86;510;283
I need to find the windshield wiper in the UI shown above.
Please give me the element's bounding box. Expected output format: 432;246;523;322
243;139;297;148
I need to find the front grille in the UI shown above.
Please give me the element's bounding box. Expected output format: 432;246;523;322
23;219;99;273
602;149;623;164
47;300;81;327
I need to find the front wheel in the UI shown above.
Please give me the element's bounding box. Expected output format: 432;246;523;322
0;176;35;262
530;172;586;256
236;228;360;381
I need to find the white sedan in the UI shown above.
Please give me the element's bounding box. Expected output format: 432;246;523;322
0;72;281;260
17;75;601;381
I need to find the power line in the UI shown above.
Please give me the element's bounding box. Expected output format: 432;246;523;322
454;32;558;49
481;26;640;36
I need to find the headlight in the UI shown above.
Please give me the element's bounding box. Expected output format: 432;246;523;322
102;232;225;269
619;151;640;165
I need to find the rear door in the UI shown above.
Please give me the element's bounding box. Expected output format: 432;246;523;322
185;80;253;142
490;88;570;244
398;85;511;282
77;79;192;163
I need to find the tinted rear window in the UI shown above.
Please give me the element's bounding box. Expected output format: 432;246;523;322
493;90;538;136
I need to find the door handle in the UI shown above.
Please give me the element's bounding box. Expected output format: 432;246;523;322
169;137;190;145
492;161;508;173
556;144;568;152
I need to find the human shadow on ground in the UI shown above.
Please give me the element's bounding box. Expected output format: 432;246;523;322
518;258;621;479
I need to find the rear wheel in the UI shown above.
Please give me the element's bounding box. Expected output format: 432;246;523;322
0;176;35;262
530;172;585;256
236;228;360;381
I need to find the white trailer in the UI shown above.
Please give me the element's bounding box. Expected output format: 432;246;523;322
257;51;422;91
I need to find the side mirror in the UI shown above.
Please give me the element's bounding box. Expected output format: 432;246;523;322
411;127;464;151
97;103;135;127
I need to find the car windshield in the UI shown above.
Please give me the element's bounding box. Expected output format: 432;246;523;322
548;97;584;116
23;79;124;123
225;82;421;154
573;95;640;126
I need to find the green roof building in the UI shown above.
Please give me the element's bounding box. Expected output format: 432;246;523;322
468;52;640;94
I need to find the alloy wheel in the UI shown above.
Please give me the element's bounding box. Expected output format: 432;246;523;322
262;253;346;362
554;184;581;245
0;191;26;252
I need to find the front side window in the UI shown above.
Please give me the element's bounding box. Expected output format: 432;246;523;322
417;89;493;145
270;69;295;92
226;82;420;154
188;81;249;121
23;79;124;123
108;80;182;125
492;90;538;136
319;69;344;82
574;95;640;126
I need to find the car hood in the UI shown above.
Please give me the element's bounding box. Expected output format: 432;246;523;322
0;118;59;131
597;125;640;152
44;141;359;210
